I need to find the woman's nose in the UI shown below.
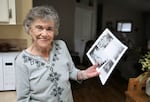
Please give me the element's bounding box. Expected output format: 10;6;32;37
41;29;49;36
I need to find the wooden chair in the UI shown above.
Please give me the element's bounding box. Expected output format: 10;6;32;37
125;72;150;102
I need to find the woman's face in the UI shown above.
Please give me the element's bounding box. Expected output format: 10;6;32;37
29;18;55;49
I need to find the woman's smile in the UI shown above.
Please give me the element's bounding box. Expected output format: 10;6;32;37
29;19;55;49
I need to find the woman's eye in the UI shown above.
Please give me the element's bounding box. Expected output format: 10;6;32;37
34;25;54;32
47;27;54;31
36;26;43;30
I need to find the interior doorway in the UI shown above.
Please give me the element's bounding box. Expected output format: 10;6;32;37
74;5;95;62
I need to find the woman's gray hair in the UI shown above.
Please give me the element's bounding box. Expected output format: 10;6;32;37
24;5;60;36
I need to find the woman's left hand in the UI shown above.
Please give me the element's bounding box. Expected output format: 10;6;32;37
78;63;100;80
84;63;100;79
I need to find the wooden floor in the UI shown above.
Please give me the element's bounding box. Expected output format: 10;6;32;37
71;69;128;102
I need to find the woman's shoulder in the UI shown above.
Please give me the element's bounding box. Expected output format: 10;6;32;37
15;50;27;61
54;40;67;47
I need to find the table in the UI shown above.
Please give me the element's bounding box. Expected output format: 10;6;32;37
0;91;16;102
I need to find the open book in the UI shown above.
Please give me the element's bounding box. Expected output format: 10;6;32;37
86;28;128;85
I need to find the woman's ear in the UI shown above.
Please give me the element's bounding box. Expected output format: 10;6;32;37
28;27;32;35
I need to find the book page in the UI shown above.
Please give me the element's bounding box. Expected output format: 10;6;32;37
86;28;128;85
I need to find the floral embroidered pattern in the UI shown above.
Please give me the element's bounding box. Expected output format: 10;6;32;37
47;72;61;82
22;54;45;67
22;42;64;102
51;86;64;102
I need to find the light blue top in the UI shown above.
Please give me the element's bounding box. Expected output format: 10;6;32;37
15;40;80;102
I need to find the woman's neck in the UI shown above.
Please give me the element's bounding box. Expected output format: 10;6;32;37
27;44;52;61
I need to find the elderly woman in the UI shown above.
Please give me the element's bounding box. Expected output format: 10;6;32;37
15;6;99;102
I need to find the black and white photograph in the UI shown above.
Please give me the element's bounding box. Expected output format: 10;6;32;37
87;28;128;85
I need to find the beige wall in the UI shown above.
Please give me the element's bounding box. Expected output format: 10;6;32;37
0;0;32;47
0;25;31;47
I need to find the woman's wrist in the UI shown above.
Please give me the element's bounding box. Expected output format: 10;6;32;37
79;70;88;80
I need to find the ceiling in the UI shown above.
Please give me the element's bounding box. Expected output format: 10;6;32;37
100;0;150;12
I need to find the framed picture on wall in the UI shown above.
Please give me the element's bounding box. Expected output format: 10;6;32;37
116;20;133;33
